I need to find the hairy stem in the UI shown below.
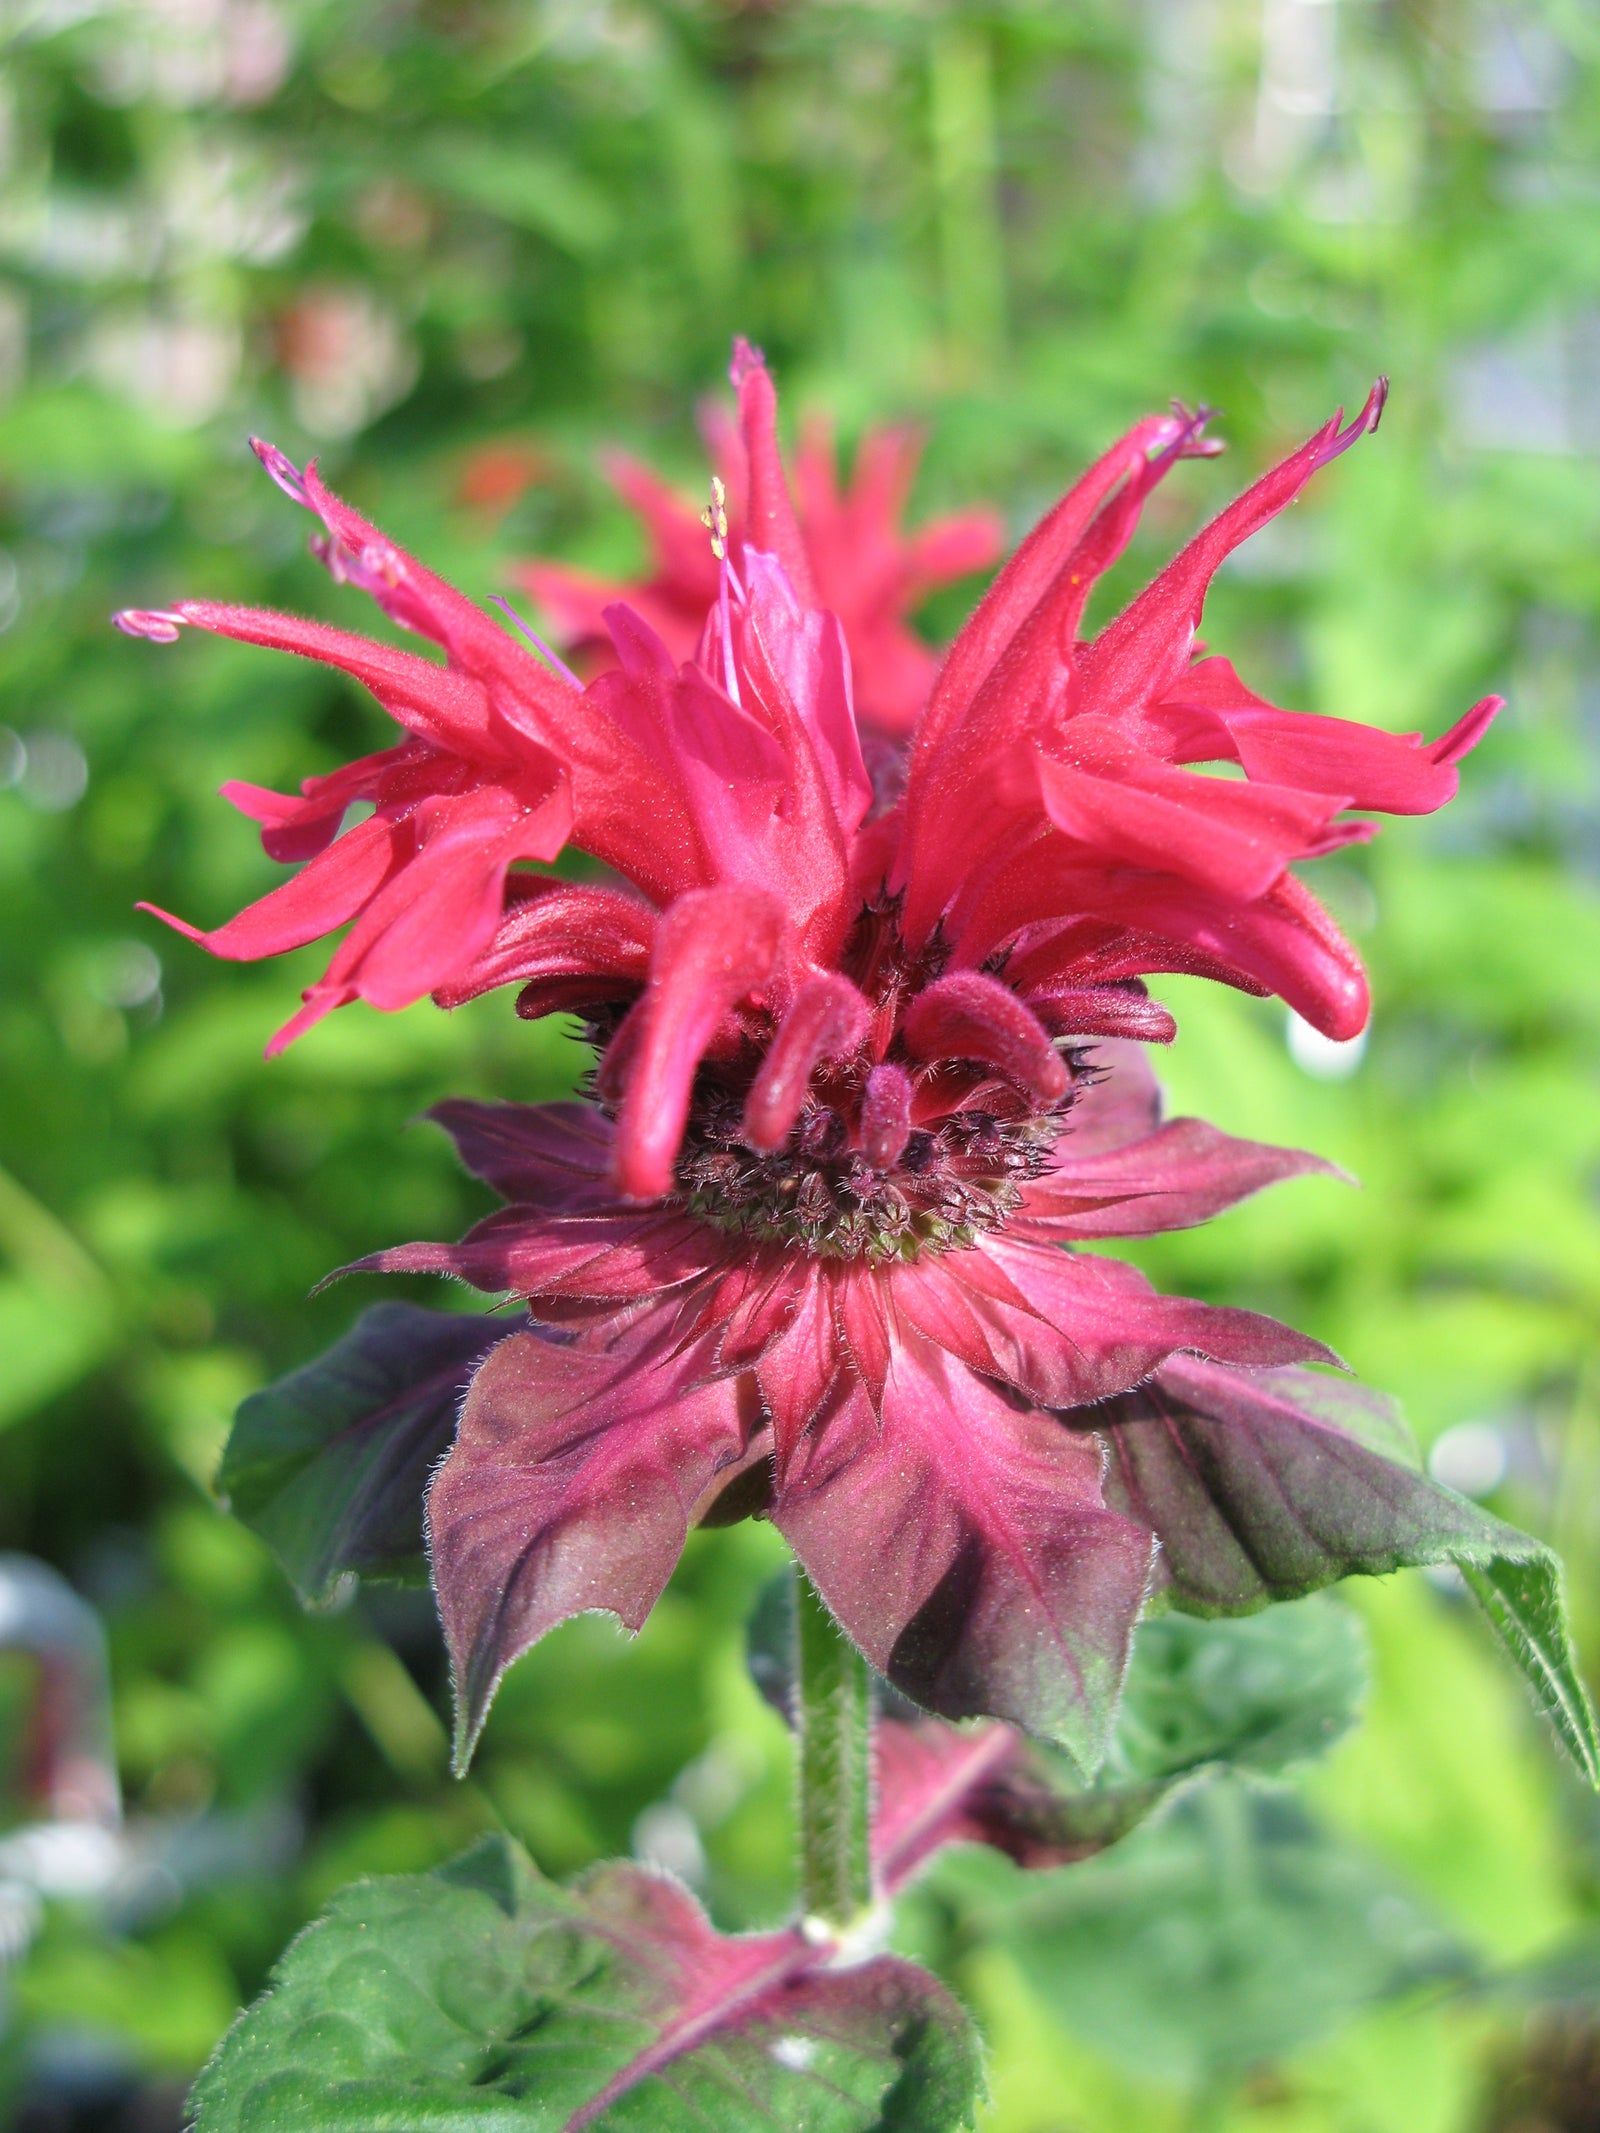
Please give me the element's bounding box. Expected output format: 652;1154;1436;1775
794;1565;874;1930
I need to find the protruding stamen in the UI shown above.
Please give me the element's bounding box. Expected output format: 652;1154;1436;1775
1164;401;1225;460
697;473;744;708
250;437;313;507
489;596;583;689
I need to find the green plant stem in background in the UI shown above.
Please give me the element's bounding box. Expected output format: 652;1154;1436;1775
795;1564;874;1931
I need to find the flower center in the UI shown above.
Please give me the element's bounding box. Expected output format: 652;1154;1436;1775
671;890;1079;1260
671;1093;1067;1262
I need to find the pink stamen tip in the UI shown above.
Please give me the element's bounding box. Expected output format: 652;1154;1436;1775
489;597;583;689
1145;405;1222;482
1316;377;1392;473
112;608;186;642
729;335;766;389
1180;403;1226;458
250;436;312;507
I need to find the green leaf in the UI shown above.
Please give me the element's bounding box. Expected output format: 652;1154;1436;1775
218;1305;508;1606
1010;1596;1370;1860
984;1777;1471;2088
1104;1595;1370;1785
1459;1555;1600;1789
190;1835;982;2133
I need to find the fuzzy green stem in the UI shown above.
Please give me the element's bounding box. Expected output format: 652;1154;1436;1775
795;1565;874;1930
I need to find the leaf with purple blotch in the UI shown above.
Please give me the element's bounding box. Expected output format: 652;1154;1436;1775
218;1303;511;1605
188;1834;982;2133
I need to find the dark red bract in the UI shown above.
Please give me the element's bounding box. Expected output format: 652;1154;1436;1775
351;1050;1339;1769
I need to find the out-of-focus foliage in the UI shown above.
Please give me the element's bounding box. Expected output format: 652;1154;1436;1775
2;0;1600;2126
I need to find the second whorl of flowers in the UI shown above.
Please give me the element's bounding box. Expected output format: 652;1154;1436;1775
118;342;1510;1775
513;378;1005;745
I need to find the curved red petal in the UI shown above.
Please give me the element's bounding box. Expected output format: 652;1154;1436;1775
612;885;786;1201
743;974;871;1152
901;970;1068;1106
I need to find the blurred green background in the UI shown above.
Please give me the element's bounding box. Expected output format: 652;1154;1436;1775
3;0;1600;2126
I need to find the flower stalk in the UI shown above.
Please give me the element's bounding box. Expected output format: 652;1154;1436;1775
795;1564;874;1932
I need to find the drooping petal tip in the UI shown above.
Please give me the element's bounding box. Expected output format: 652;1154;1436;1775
860;1063;914;1171
134;899;206;945
611;885;786;1202
903;972;1069;1108
743;974;872;1153
112;608;187;642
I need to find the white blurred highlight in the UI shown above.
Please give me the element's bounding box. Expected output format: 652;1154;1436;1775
1428;1422;1509;1500
1286;1009;1367;1079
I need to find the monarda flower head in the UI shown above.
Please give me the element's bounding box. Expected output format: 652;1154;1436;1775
121;343;1518;1775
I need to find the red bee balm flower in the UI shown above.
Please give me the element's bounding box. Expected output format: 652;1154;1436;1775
122;344;1504;1772
515;338;1005;744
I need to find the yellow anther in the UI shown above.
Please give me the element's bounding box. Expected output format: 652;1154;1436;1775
699;474;729;561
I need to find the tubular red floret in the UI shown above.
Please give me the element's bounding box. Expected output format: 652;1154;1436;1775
731;339;816;609
613;885;786;1201
901;972;1069;1107
743;974;873;1152
860;1063;914;1170
120;353;1491;1090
